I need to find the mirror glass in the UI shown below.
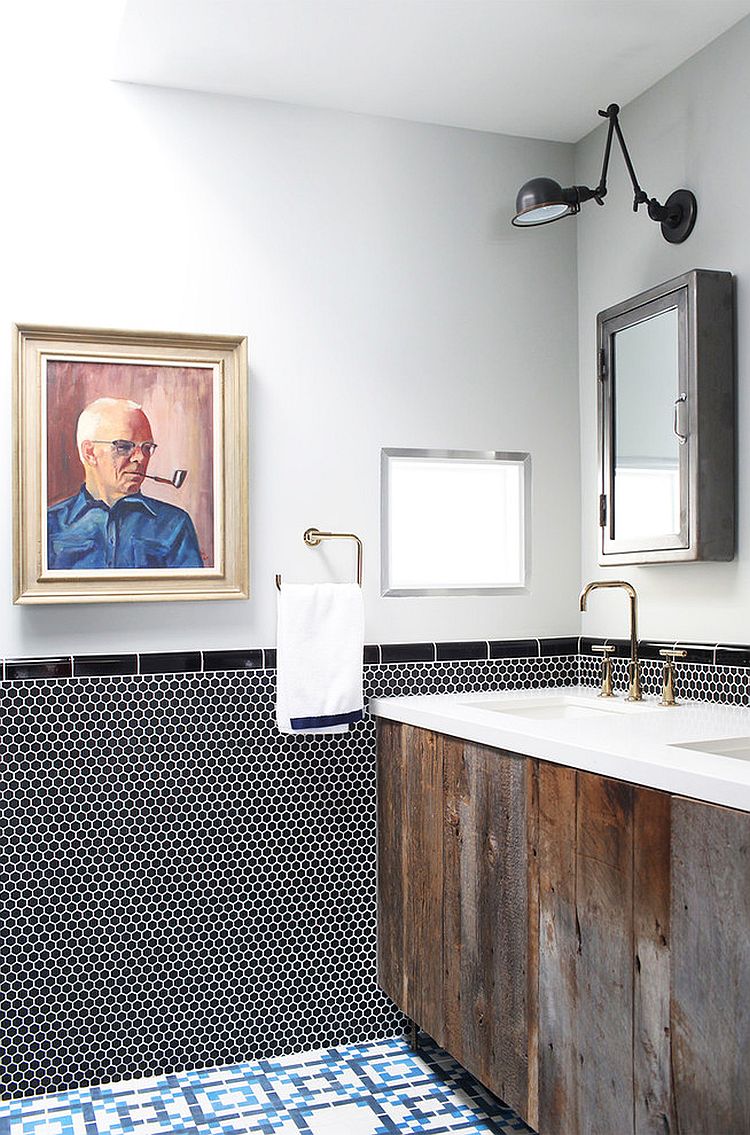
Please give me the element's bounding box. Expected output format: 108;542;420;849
612;306;681;540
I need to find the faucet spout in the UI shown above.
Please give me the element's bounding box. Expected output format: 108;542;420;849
578;580;642;701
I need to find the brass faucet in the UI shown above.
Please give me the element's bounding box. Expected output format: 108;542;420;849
579;580;642;701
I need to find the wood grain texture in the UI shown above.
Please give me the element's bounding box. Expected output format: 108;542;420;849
376;721;445;1043
575;771;635;1135
405;724;445;1043
441;733;468;1068
672;798;750;1134
376;719;407;1011
537;761;579;1135
442;741;530;1118
526;759;540;1134
633;788;674;1135
379;724;750;1135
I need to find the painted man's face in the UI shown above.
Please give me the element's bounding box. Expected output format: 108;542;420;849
83;407;155;504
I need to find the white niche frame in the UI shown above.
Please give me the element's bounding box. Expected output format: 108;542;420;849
380;447;531;597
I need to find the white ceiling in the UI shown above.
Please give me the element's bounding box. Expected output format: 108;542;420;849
113;0;750;143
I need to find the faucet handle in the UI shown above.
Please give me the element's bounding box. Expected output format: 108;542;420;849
592;643;616;697
659;648;687;706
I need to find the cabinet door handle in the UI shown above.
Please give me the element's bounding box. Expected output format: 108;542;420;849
673;394;688;444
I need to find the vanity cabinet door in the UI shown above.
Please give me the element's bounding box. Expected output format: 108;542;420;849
671;798;750;1134
442;741;532;1122
377;723;534;1123
377;720;446;1045
536;763;674;1135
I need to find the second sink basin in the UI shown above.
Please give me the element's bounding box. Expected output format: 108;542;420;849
671;737;750;762
464;694;666;721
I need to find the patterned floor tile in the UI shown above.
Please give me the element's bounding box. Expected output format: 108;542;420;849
0;1039;534;1135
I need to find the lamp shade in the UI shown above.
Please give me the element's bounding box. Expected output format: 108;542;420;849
512;177;574;227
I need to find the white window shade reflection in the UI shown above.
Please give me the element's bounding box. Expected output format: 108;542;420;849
381;449;530;595
614;460;680;539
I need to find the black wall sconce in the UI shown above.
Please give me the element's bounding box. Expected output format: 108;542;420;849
512;103;697;244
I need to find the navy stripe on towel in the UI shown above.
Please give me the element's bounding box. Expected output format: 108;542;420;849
290;709;364;730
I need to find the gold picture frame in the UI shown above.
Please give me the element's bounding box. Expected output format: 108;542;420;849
13;324;249;604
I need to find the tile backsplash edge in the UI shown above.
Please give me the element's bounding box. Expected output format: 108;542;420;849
2;637;578;681
4;635;750;680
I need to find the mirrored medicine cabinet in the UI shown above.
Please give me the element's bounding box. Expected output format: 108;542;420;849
597;269;735;565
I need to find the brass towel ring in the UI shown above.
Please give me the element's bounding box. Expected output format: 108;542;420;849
275;528;363;590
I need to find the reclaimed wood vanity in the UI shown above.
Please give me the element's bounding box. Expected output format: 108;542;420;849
373;690;750;1135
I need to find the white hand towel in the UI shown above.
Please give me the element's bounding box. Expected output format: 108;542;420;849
276;582;365;734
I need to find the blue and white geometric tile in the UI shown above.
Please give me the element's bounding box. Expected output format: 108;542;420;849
0;1039;534;1135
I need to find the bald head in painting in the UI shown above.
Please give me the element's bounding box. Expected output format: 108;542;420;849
47;397;202;571
76;398;156;506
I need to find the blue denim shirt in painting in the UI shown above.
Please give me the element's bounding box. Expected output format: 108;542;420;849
47;486;203;570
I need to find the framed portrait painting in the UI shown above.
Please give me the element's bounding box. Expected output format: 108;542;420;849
13;324;249;604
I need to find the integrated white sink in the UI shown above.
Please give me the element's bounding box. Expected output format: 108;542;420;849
370;687;750;812
464;694;667;721
671;737;750;762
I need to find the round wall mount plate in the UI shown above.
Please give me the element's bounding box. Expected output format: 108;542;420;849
662;189;697;244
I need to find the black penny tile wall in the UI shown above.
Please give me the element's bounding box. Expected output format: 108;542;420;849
5;633;750;1102
0;646;577;1101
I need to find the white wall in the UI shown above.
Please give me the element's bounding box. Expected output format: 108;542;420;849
576;15;750;643
0;4;581;656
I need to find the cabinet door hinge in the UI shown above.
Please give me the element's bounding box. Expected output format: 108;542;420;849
598;348;607;381
599;494;607;527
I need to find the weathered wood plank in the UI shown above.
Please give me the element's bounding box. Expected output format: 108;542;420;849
376;719;407;1009
442;733;468;1068
443;740;530;1119
526;759;540;1134
633;787;674;1135
376;721;445;1043
487;746;531;1118
537;760;579;1135
575;771;634;1135
404;724;445;1043
672;797;750;1134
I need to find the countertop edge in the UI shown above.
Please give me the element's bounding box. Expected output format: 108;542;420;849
370;692;750;814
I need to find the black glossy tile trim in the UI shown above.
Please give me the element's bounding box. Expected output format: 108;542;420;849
435;641;488;662
638;641;717;665
138;651;202;675
539;636;579;657
203;649;264;672
638;640;677;661
9;638;750;682
673;643;718;665
488;639;537;659
380;642;435;664
580;636;631;659
73;654;138;678
716;645;750;668
5;657;72;681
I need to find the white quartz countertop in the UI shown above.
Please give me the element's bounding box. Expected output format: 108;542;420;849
369;686;750;812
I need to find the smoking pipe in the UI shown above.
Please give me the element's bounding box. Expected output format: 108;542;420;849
142;469;188;489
